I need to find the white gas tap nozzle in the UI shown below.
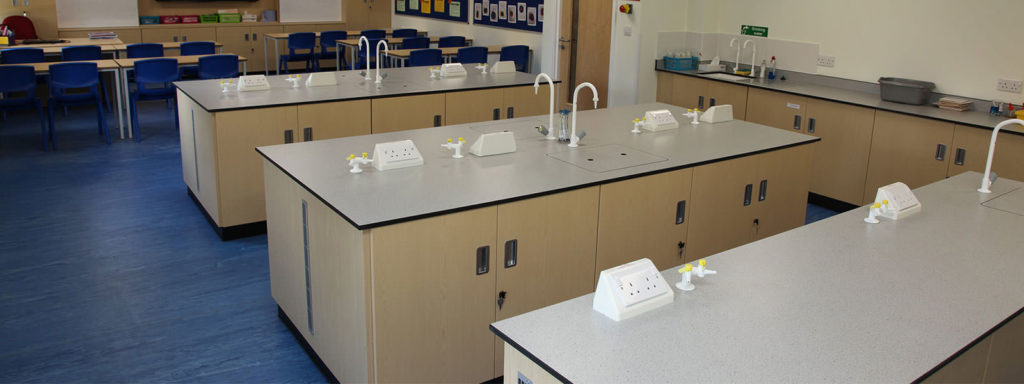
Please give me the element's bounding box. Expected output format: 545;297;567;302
375;39;389;84
570;82;599;148
864;202;883;224
694;259;717;278
358;36;372;81
684;109;700;125
632;117;644;134
286;74;301;88
348;152;372;173
676;264;695;291
442;137;465;158
476;62;488;73
220;79;233;93
534;73;556;140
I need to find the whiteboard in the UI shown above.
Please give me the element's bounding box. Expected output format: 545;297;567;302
279;0;341;23
56;0;139;28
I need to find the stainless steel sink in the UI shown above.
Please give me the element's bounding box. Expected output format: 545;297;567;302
546;144;667;173
700;72;755;82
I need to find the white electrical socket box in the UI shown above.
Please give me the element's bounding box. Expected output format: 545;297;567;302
305;72;337;87
469;131;516;156
642;109;678;131
700;105;734;123
237;75;271;91
997;78;1023;93
372;140;424;171
491;61;517;74
440;63;468;77
816;55;836;68
873;182;921;220
593;258;674;321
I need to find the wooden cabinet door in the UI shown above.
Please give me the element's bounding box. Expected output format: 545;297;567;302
297;100;371;141
948;124;1024;182
214;106;298;227
753;144;814;239
707;81;749;119
180;27;217;43
864;111;954;205
371;207;498;383
141;28;180;43
671;75;709;110
687;156;759;260
494;187;599;374
804;98;876;204
249;26;284;73
445;89;504;125
656;71;674;105
371;94;445;133
597;169;692;271
503;85;550;119
746;88;809;132
215;26;251;63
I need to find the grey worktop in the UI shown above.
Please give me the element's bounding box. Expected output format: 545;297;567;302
656;63;1018;132
174;65;545;112
257;102;818;230
492;171;1024;383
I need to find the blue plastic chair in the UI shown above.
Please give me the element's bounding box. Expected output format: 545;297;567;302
409;49;442;67
500;45;530;72
0;65;48;150
130;58;179;142
126;43;164;59
391;28;417;38
61;45;110;112
401;36;429;50
180;41;216;78
317;30;347;70
456;46;488;65
360;29;385;39
198;54;239;79
279;32;317;73
1;47;44;63
438;36;466;48
356;38;384;70
48;62;108;148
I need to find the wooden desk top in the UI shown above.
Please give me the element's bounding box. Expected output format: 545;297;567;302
14;37;123;47
336;37;472;46
264;29;412;39
386;45;510;58
2;45;118;55
0;59;120;72
110;41;224;51
114;53;248;67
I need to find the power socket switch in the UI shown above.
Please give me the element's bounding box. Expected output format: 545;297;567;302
816;55;835;67
998;78;1023;93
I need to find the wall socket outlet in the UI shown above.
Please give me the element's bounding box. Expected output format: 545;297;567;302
997;78;1023;93
816;55;836;67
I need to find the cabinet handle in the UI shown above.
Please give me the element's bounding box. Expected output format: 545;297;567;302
173;36;178;42
301;200;314;335
244;33;249;41
497;291;507;310
675;200;686;225
793;115;802;130
955;148;966;166
434;115;442;127
303;127;313;142
252;33;257;40
758;179;768;202
709;97;716;107
507;106;514;119
475;246;490;275
504;239;518;268
698;95;704;110
182;35;187;42
284;129;294;144
743;184;753;206
935;144;947;161
808;117;816;133
493;108;500;120
677;241;685;258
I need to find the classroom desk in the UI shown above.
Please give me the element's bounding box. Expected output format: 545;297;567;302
335;37;473;71
116;54;247;138
386;45;530;69
1;59;127;139
265;32;427;75
0;44;119;57
14;37;123;48
110;41;224;58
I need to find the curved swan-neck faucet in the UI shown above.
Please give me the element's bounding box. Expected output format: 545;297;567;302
533;73;556;140
978;119;1024;193
570;82;598;148
375;39;389;84
358;36;371;81
730;38;740;74
742;39;756;77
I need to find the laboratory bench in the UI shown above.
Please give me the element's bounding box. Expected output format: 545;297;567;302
174;66;552;239
656;64;1024;209
494;171;1024;383
256;102;819;382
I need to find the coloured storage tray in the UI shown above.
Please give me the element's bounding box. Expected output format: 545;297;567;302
159;15;181;24
140;16;160;25
217;13;241;23
664;56;699;71
200;14;219;23
180;15;200;24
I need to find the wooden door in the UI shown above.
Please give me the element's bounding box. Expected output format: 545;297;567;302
493;187;599;374
445;89;504;125
804;98;875;204
753;144;814;239
503;85;550;119
707;81;749;119
670;75;709;110
179;27;217;43
557;0;574;106
215;26;251;65
745;88;809;132
370;207;498;383
365;0;392;28
141;28;181;43
249;26;284;73
948;124;1024;182
596;169;692;272
297;100;371;141
864;111;954;205
371;94;445;133
573;0;611;109
214;106;299;227
656;72;674;105
687;156;759;260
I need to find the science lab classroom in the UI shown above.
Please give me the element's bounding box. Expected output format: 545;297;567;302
3;0;1024;382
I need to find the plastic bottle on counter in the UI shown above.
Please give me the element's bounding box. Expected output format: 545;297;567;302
558;109;571;142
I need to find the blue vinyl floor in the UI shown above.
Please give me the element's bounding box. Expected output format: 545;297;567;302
0;101;840;382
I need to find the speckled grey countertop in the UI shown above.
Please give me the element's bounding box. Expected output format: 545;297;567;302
174;65;545;112
257;102;818;229
491;171;1024;383
656;63;1017;132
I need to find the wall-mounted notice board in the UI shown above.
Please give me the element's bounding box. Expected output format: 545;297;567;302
472;0;543;33
395;0;470;23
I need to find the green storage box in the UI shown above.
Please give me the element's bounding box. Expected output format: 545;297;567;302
200;14;219;23
218;13;241;23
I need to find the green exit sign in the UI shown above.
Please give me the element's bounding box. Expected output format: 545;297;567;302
741;25;768;37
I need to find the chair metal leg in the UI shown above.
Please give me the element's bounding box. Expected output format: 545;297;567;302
131;96;140;143
47;103;57;150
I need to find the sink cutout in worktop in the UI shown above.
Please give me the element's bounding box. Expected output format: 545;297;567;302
546;144;667;173
982;187;1024;216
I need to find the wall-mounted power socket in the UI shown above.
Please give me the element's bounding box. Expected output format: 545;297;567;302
816;55;835;68
997;78;1023;93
